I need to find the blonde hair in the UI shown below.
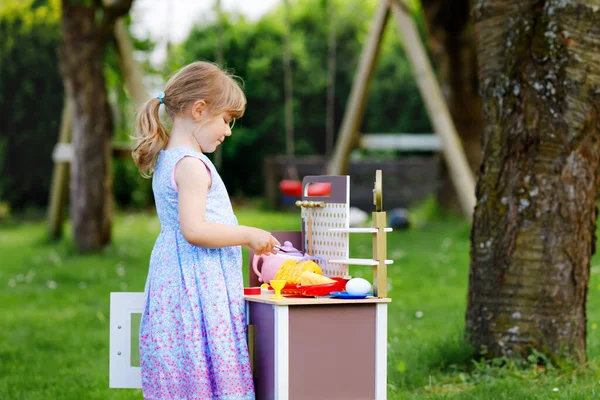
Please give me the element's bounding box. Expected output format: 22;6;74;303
132;61;246;177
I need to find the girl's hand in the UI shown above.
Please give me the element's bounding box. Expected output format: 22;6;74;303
246;228;280;255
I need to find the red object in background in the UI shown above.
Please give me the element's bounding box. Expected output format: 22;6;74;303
279;180;331;197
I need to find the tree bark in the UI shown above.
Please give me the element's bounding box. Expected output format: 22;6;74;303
466;0;600;363
59;0;133;252
421;0;484;212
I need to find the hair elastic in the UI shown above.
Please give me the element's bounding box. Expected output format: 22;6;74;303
157;91;165;104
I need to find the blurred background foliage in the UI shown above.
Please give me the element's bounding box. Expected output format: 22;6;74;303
1;0;432;211
0;0;62;210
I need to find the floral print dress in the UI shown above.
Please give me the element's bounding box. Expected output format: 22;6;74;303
139;147;254;399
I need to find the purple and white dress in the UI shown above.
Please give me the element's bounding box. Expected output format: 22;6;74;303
139;147;254;399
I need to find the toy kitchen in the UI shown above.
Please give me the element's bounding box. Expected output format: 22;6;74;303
244;171;393;400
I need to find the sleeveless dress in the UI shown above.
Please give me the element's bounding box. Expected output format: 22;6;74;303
139;147;255;400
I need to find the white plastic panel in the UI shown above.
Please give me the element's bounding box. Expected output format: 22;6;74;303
109;292;144;389
329;227;393;233
329;258;394;266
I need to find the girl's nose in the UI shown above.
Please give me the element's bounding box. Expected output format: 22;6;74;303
225;126;232;136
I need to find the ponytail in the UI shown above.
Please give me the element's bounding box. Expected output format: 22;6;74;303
132;61;247;177
132;98;169;178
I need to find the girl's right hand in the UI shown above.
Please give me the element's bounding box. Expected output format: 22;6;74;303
246;227;280;255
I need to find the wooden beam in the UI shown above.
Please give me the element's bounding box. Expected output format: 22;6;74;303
114;18;148;108
372;211;388;297
51;142;133;162
282;0;296;173
327;0;390;175
360;133;441;152
47;98;72;240
390;0;475;220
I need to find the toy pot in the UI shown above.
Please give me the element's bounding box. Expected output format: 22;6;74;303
252;241;304;283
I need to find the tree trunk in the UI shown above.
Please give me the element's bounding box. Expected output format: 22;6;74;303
421;0;484;212
59;0;133;252
466;0;600;363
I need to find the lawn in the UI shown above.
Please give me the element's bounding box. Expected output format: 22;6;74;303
1;208;599;399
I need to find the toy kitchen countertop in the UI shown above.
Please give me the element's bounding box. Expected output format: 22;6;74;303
244;292;391;305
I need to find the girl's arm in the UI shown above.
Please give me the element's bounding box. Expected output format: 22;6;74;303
175;156;278;253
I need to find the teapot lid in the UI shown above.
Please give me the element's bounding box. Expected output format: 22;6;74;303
278;240;303;255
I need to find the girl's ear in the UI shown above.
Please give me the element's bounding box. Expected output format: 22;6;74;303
191;100;207;121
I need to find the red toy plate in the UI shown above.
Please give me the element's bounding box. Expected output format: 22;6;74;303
269;283;302;295
269;277;348;297
244;287;261;295
300;277;347;297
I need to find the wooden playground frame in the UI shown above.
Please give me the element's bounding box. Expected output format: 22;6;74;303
328;0;475;219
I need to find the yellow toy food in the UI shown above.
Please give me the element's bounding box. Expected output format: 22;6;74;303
274;260;322;284
300;271;336;286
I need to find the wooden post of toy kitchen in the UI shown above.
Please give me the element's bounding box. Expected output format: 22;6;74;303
372;169;387;297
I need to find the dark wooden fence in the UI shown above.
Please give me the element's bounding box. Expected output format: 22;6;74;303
264;154;441;211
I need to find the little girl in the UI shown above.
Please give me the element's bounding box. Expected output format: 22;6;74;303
132;61;279;399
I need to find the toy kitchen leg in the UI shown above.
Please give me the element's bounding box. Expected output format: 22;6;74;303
246;298;389;400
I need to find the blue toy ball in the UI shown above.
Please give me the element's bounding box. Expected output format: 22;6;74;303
389;208;410;230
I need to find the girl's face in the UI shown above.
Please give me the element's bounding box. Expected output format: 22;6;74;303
192;111;235;153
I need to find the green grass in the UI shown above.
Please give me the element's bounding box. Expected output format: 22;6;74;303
1;208;599;399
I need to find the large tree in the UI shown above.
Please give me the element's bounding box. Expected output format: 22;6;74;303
58;0;133;251
466;0;600;362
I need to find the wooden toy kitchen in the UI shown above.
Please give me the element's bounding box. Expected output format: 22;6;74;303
245;171;393;400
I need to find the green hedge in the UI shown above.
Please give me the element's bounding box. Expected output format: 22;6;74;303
0;0;63;209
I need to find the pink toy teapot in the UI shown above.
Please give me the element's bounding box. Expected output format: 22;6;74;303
252;241;305;283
